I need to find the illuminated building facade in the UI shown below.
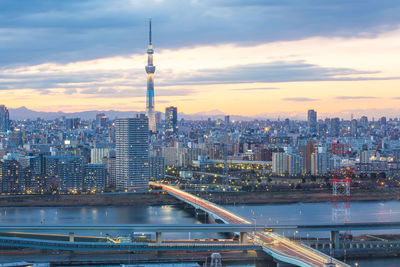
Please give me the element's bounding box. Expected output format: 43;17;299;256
165;106;177;133
116;115;149;191
0;105;10;132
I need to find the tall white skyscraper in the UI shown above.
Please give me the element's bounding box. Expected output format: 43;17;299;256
116;115;149;191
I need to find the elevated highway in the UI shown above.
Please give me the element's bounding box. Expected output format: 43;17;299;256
0;236;259;252
150;182;350;267
0;224;266;233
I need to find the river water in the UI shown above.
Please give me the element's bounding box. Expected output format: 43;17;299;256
1;201;400;266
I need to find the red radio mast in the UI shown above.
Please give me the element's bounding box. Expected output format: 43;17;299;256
331;140;351;223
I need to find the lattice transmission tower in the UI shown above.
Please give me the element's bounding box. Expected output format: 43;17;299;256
331;141;351;223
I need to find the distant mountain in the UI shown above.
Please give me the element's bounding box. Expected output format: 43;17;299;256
9;107;143;120
8;106;290;121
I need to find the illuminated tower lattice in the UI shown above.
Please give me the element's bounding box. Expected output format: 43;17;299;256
331;141;351;223
145;19;156;132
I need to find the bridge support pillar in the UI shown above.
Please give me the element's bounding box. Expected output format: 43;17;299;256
69;232;74;242
330;231;339;250
239;232;247;243
156;232;162;244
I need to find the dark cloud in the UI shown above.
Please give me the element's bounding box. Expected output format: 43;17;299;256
335;96;379;100
282;97;319;102
174;61;393;84
0;60;396;95
0;0;399;66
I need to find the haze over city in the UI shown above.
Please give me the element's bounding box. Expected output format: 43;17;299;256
1;0;400;119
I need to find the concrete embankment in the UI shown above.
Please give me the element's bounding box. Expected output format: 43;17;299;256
0;189;398;207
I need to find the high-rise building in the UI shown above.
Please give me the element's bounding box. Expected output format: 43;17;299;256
307;109;317;135
298;140;317;174
360;116;368;127
360;150;370;164
311;152;333;175
0;159;21;193
95;113;108;128
165;106;177;133
272;152;303;175
57;156;84;193
84;164;106;193
150;156;165;181
145;19;156;132
379;116;387;126
44;155;84;193
272;152;286;175
0;105;10;132
330;118;340;137
161;147;202;167
350;119;358;137
224;115;230;125
116;115;149;191
8;130;23;147
102;154;116;189
90;147;111;164
65;118;81;130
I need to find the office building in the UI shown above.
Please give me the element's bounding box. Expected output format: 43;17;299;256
116;115;149;191
350;119;358;137
0;105;10;132
65;118;81;130
165;106;178;133
307;109;317;135
95;113;108;128
224;115;230;125
330;118;340;137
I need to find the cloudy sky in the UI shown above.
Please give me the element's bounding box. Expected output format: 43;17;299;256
1;0;400;119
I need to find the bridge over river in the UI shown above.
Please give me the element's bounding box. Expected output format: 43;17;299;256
150;182;350;267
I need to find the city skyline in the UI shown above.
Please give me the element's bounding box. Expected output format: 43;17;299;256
0;1;400;118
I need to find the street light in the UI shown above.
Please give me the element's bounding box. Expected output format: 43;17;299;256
252;218;257;234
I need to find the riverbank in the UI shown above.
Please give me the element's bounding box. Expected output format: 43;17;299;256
0;189;398;207
208;189;400;204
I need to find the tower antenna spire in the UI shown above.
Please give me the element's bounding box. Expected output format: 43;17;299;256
149;18;152;44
